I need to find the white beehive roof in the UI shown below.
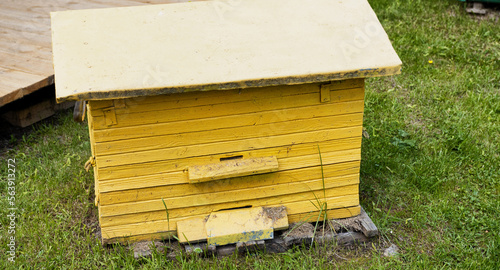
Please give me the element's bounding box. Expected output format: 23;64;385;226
51;0;402;102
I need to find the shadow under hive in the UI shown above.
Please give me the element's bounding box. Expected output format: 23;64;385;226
51;0;402;244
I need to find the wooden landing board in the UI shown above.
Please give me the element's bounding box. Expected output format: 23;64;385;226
188;156;279;183
176;206;288;245
51;0;402;102
0;0;203;108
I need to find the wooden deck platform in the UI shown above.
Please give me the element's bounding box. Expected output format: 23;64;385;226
0;0;202;115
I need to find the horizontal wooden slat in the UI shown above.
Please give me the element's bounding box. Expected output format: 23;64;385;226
188;156;279;183
97;126;361;168
89;79;363;111
96;112;362;155
97;137;362;181
100;195;359;241
100;184;359;228
100;173;359;217
90;87;364;129
100;158;360;207
93;99;364;143
102;205;361;244
99;149;360;194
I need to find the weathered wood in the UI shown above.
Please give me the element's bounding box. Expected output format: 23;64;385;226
188;156;279;183
98;154;360;206
0;0;201;108
101;206;361;244
358;207;379;238
99;177;359;217
92;100;363;143
100;193;359;228
89;79;364;112
177;207;288;245
177;207;376;258
90;87;364;130
95;113;363;156
97;137;361;182
96;126;361;168
1;96;73;127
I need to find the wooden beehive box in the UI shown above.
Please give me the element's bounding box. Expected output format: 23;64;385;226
51;0;401;244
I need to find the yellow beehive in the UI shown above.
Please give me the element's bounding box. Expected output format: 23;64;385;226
51;0;401;244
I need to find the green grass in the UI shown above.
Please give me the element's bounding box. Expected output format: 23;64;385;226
1;0;499;268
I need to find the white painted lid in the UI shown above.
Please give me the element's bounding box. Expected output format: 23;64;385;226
51;0;402;102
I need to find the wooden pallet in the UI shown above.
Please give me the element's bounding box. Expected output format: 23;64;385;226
131;207;378;258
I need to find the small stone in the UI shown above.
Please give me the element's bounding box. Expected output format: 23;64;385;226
383;244;399;257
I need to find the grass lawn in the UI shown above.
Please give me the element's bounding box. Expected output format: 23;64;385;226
1;0;499;268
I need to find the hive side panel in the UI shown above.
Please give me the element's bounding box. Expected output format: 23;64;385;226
92;79;365;243
86;102;101;208
101;206;361;244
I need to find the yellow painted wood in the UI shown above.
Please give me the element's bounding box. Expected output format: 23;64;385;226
188;156;279;183
98;137;361;182
90;87;364;130
97;126;361;168
102;107;117;126
51;0;401;102
100;190;359;228
99;175;359;217
101;206;361;245
96;113;362;156
320;85;331;103
90;79;363;111
100;198;360;243
99;153;360;206
176;217;207;243
177;207;288;244
205;207;280;246
93;100;363;143
99;148;360;194
89;80;363;117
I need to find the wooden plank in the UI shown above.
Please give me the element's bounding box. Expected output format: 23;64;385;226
90;87;364;129
100;189;359;228
188;156;279;183
102;205;361;244
89;79;363;111
100;201;360;243
205;207;281;246
99;175;359;217
1;98;55;127
0;39;52;57
50;0;401;102
93;100;364;143
0;50;53;77
0;74;54;107
97;137;362;181
101;205;361;244
99;148;360;195
100;154;360;207
95;112;363;156
176;216;207;243
178;207;287;244
358;207;379;238
96;126;361;168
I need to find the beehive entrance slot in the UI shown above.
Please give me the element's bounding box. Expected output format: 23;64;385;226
220;155;243;162
215;205;252;212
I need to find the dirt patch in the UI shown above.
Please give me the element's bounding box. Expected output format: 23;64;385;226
329;216;364;233
283;222;315;239
263;206;287;224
